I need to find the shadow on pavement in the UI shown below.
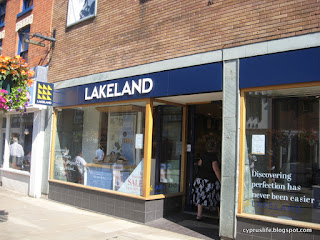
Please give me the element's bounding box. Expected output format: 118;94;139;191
146;212;220;240
0;210;8;223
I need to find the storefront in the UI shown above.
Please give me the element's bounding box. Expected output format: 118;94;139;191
49;62;223;223
237;47;320;238
48;36;320;238
0;66;52;198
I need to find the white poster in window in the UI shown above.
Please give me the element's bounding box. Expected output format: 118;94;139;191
107;114;136;165
67;0;97;26
135;134;143;149
252;134;265;155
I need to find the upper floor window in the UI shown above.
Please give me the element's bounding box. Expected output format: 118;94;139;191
67;0;97;27
23;0;33;10
0;1;6;28
0;40;2;55
17;0;33;18
18;27;30;62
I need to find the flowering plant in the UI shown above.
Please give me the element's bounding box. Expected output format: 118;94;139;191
0;55;34;112
268;129;289;147
299;129;318;146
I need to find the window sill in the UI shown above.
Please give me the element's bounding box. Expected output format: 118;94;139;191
49;179;182;200
0;167;30;176
17;6;33;18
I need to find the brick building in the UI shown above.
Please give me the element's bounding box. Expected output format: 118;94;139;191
0;0;54;199
48;1;320;239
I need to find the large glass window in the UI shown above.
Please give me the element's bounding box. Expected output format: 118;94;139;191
18;27;30;62
0;117;6;167
23;0;33;10
151;104;183;195
67;0;96;26
243;86;320;224
9;113;33;171
0;1;6;27
53;103;145;196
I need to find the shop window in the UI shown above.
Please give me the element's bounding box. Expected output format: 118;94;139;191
0;117;6;167
53;103;146;195
0;1;6;28
9;113;34;172
242;86;320;224
18;27;30;62
67;0;96;26
151;104;183;195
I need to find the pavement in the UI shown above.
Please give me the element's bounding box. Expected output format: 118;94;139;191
0;187;220;240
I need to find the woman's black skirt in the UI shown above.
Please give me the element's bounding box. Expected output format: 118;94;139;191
192;177;220;207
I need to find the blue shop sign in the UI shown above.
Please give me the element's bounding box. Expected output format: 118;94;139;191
53;62;223;107
240;47;320;88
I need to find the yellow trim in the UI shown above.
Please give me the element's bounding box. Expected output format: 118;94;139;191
142;99;153;197
49;109;57;180
147;192;184;200
241;81;320;93
49;179;183;200
49;179;146;200
238;91;246;213
237;213;320;230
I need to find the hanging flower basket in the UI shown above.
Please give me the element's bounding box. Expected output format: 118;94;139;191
268;129;289;147
0;55;34;113
298;129;318;146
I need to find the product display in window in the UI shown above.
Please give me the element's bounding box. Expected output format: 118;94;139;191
243;87;320;224
7;113;33;171
53;104;145;195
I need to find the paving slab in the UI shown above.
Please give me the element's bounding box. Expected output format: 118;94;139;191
0;187;219;240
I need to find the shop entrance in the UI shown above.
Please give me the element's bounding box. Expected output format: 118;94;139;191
148;100;222;239
185;101;222;218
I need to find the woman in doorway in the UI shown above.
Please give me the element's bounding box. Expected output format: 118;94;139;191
192;140;221;220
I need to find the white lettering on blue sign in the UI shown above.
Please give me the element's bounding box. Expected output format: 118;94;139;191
85;78;153;101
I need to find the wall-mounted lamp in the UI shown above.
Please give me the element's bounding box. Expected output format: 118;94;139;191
24;128;29;135
25;39;45;47
33;33;56;42
25;30;56;49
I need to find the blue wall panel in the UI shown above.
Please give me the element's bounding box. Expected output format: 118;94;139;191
240;47;320;88
53;62;222;107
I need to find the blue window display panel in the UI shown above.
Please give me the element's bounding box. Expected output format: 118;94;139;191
86;167;113;190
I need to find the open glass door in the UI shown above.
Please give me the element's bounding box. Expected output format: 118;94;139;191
185;102;222;218
150;103;183;195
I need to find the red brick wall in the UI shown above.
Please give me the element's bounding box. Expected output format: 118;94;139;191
48;0;320;83
1;0;54;68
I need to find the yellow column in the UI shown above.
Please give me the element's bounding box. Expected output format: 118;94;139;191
49;109;57;180
142;99;153;198
238;91;246;213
